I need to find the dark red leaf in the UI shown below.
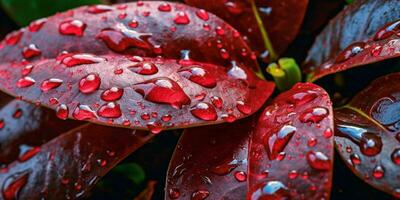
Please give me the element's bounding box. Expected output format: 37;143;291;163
334;72;400;198
184;0;309;60
166;117;255;199
248;83;334;199
305;0;400;80
0;2;274;132
0;123;152;199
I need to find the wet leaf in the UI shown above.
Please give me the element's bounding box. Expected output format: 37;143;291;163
184;0;308;61
305;0;400;80
0;2;274;132
0;123;152;199
335;72;400;198
248;83;334;199
166;117;255;199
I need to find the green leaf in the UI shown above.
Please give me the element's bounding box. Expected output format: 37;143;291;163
112;163;146;185
0;0;104;26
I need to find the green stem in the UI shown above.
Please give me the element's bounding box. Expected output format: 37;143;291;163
248;0;278;61
267;58;302;91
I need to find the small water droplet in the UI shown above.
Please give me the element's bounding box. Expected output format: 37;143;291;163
216;26;225;36
147;121;163;134
174;12;190;25
335;42;366;63
22;44;41;59
179;66;216;88
18;145;40;162
73;104;97;120
59;19;87;36
392;148;400;165
211;96;223;109
87;5;114;14
222;114;236;123
306;151;331;171
350;154;361;166
5;31;23;45
57;104;69;120
236;101;251;114
374;20;400;40
129;62;158;75
190;102;217;121
196;9;209;21
21;65;33;76
129;20;139;28
299;107;329;123
12;109;22;119
61;53;105;67
168;188;180;199
28;18;47;32
40;78;63;92
98;102;122;118
158;3;171;12
308;138;317;147
161;114;172;122
17;77;35;88
234;171;247;182
101;87;124;102
287;91;318;106
251;181;289;199
372;165;384;179
79;74;101;94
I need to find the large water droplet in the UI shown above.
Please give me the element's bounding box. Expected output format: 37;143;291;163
336;124;382;156
179;66;216;88
101;87;123;102
128;61;158;75
97;102;122;118
265;125;296;160
79;74;101;94
16;77;35;88
2;171;29;200
306;151;331;171
40;78;63;92
59;19;87;36
22;44;41;59
133;78;191;109
61;53;106;67
73;104;97;120
299;107;329;123
190;102;217;121
174;12;190;25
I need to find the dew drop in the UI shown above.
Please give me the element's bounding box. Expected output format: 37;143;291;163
141;113;150;120
161;114;172;122
5;31;23;45
17;77;35;88
129;20;139;28
18;146;40;162
12;109;22;119
87;5;114;14
191;190;209;200
73;104;97;120
228;61;247;80
28;18;47;32
179;66;216;88
306;151;331;171
196;9;209;21
372;165;384;179
147;121;163;134
174;12;190;25
335;42;366;63
129;62;158;75
56;104;69;120
219;48;230;59
286;91;318;106
21;65;33;76
234;171;247;182
299;107;329;123
391;148;400;165
216;26;225;36
251;181;289;200
350;154;361;166
79;74;101;94
374;20;400;40
308;138;317;147
211;96;223;109
22;44;41;59
222;114;236;123
265;125;296;160
210;159;238;175
288;170;298;179
61;53;105;67
236;101;251;114
97;102;122;118
59;19;87;36
158;3;171;12
190;102;217;121
101;87;123;102
40;78;63;92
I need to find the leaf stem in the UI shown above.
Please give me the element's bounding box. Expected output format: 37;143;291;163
248;0;278;61
267;58;302;91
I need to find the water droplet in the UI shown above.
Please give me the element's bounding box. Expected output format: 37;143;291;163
179;66;216;88
18;145;40;162
129;62;158;75
306;151;331;171
299;107;329;123
141;113;150;120
234;171;247;182
56;104;69;120
216;26;225;36
147;121;163;134
97;23;152;52
22;44;41;59
211;96;223;109
5;31;23;45
190;102;217;121
49;97;59;105
265;125;296;160
40;78;63;92
73;104;97;120
335;42;366;63
228;61;247;80
210;159;238;175
17;77;35;88
286;91;318;106
28;18;47;32
222;114;236;123
87;5;114;14
196;9;209;21
61;53;105;67
225;1;244;15
101;87;123;102
174;12;190;25
2;171;29;200
12;109;22;119
219;48;230;59
129;20;139;28
98;102;122;118
158;3;171;12
324;128;333;138
168;188;180;199
308;138;317;147
21;65;33;76
118;12;127;19
59;19;87;36
392;148;400;165
350;154;361;165
371;45;383;57
236;101;251;114
191;190;209;200
336;124;382;156
372;165;384;179
79;74;101;94
161;114;172;122
374;20;400;40
288;170;298;179
133;78;190;109
251;181;289;199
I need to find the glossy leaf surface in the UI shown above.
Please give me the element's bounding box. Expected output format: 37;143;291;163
248;83;334;199
335;72;400;198
0;2;274;132
305;0;400;80
166;117;255;199
184;0;308;60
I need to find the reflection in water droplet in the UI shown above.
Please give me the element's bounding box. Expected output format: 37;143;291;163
265;125;296;160
97;102;122;118
2;171;29;200
190;102;217;121
59;19;87;36
79;74;101;94
101;87;124;102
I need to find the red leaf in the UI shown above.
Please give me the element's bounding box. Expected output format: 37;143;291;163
184;0;308;60
0;2;274;131
166;117;254;199
248;83;334;199
305;0;400;81
0;123;152;199
335;72;400;198
166;83;333;199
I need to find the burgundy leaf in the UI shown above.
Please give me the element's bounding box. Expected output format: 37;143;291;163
0;123;152;199
0;2;274;132
335;72;400;198
166;117;255;199
305;0;400;80
248;83;334;199
184;0;309;61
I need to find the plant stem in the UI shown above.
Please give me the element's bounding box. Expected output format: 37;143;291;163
248;0;278;62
